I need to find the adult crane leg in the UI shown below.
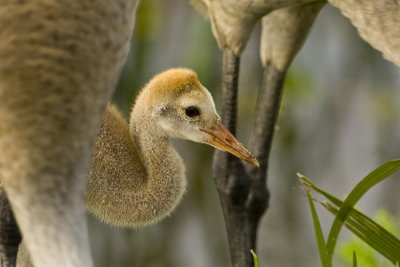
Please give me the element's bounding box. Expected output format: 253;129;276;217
213;48;253;267
0;188;21;267
212;3;324;267
246;2;325;251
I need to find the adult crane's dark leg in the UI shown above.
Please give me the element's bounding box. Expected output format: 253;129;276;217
246;63;286;250
213;48;253;267
245;1;325;252
0;188;21;267
213;5;325;265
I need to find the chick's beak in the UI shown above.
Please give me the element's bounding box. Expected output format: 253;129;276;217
200;120;259;167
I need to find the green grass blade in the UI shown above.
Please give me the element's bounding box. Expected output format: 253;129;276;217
323;200;400;264
306;190;332;267
326;160;400;257
353;251;357;267
298;162;400;264
250;249;260;267
298;173;342;207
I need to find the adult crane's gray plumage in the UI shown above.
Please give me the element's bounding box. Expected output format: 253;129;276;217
0;1;139;267
329;0;400;67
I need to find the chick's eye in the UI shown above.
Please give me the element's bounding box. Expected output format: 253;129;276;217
185;106;200;118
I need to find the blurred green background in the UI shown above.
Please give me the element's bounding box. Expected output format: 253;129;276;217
87;1;400;266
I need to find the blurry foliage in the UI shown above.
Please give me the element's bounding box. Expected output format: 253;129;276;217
372;92;400;125
284;67;316;101
112;0;221;116
136;1;163;42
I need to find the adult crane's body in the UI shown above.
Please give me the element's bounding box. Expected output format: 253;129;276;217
191;0;400;66
0;1;139;267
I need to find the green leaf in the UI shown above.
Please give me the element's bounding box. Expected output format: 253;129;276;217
306;190;332;267
250;249;260;267
326;160;400;257
353;251;357;267
323;200;400;264
338;209;399;267
298;161;400;265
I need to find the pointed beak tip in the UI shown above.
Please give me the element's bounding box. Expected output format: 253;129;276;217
251;159;260;168
244;154;259;168
201;121;260;167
